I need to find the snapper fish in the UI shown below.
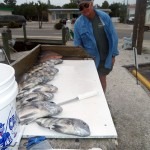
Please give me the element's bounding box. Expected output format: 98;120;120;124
18;101;63;125
36;117;91;137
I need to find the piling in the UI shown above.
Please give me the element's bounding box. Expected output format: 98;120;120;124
1;30;11;61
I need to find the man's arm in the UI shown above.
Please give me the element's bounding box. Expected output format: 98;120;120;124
73;22;82;47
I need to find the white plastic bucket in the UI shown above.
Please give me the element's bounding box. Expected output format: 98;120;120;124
66;20;72;30
0;63;18;149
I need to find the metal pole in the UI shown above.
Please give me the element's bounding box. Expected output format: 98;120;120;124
1;30;11;62
133;47;139;85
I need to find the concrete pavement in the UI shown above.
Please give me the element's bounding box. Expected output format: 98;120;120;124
106;39;150;150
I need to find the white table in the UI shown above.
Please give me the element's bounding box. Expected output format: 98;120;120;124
22;60;117;139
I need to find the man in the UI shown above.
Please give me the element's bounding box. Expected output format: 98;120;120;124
74;0;119;93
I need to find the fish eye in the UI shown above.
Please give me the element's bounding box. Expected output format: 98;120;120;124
67;120;72;125
82;122;87;125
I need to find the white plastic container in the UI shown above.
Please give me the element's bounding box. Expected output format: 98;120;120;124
0;63;18;149
66;19;72;30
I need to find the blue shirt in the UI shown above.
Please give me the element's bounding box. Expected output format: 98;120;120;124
74;9;119;69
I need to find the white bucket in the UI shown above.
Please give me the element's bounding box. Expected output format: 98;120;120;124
66;20;72;30
0;63;18;149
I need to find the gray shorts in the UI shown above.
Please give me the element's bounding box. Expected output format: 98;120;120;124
97;62;113;76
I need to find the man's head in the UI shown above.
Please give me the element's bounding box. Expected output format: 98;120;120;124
77;0;94;18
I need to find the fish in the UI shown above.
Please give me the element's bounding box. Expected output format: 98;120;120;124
19;59;60;83
41;59;63;65
19;76;52;91
48;59;63;65
22;71;55;83
42;67;59;76
27;84;58;93
18;101;63;125
17;90;54;100
29;66;59;75
36;117;91;137
39;51;63;63
19;73;30;82
34;72;54;80
16;92;54;110
18;84;58;97
37;61;55;68
17;92;54;105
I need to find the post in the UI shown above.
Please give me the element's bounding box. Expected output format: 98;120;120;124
136;0;147;54
22;23;27;42
62;26;66;45
1;30;11;61
132;0;140;48
6;27;12;41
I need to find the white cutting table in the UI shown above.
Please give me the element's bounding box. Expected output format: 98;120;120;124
22;60;117;138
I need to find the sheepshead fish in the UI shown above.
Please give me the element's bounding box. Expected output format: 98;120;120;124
18;101;63;125
36;117;91;137
29;66;59;75
22;72;55;83
16;92;45;109
36;61;55;68
48;59;63;65
19;76;52;91
17;92;54;105
42;67;59;76
17;90;54;100
28;84;58;93
18;84;58;96
34;72;54;80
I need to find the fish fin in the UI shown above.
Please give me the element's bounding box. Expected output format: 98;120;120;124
52;125;63;132
26;97;37;102
32;88;41;92
30;102;41;109
20;112;36;119
20;118;34;125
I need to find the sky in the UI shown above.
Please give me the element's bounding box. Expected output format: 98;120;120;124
16;0;136;6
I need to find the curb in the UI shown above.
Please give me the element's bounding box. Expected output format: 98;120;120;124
132;69;150;90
